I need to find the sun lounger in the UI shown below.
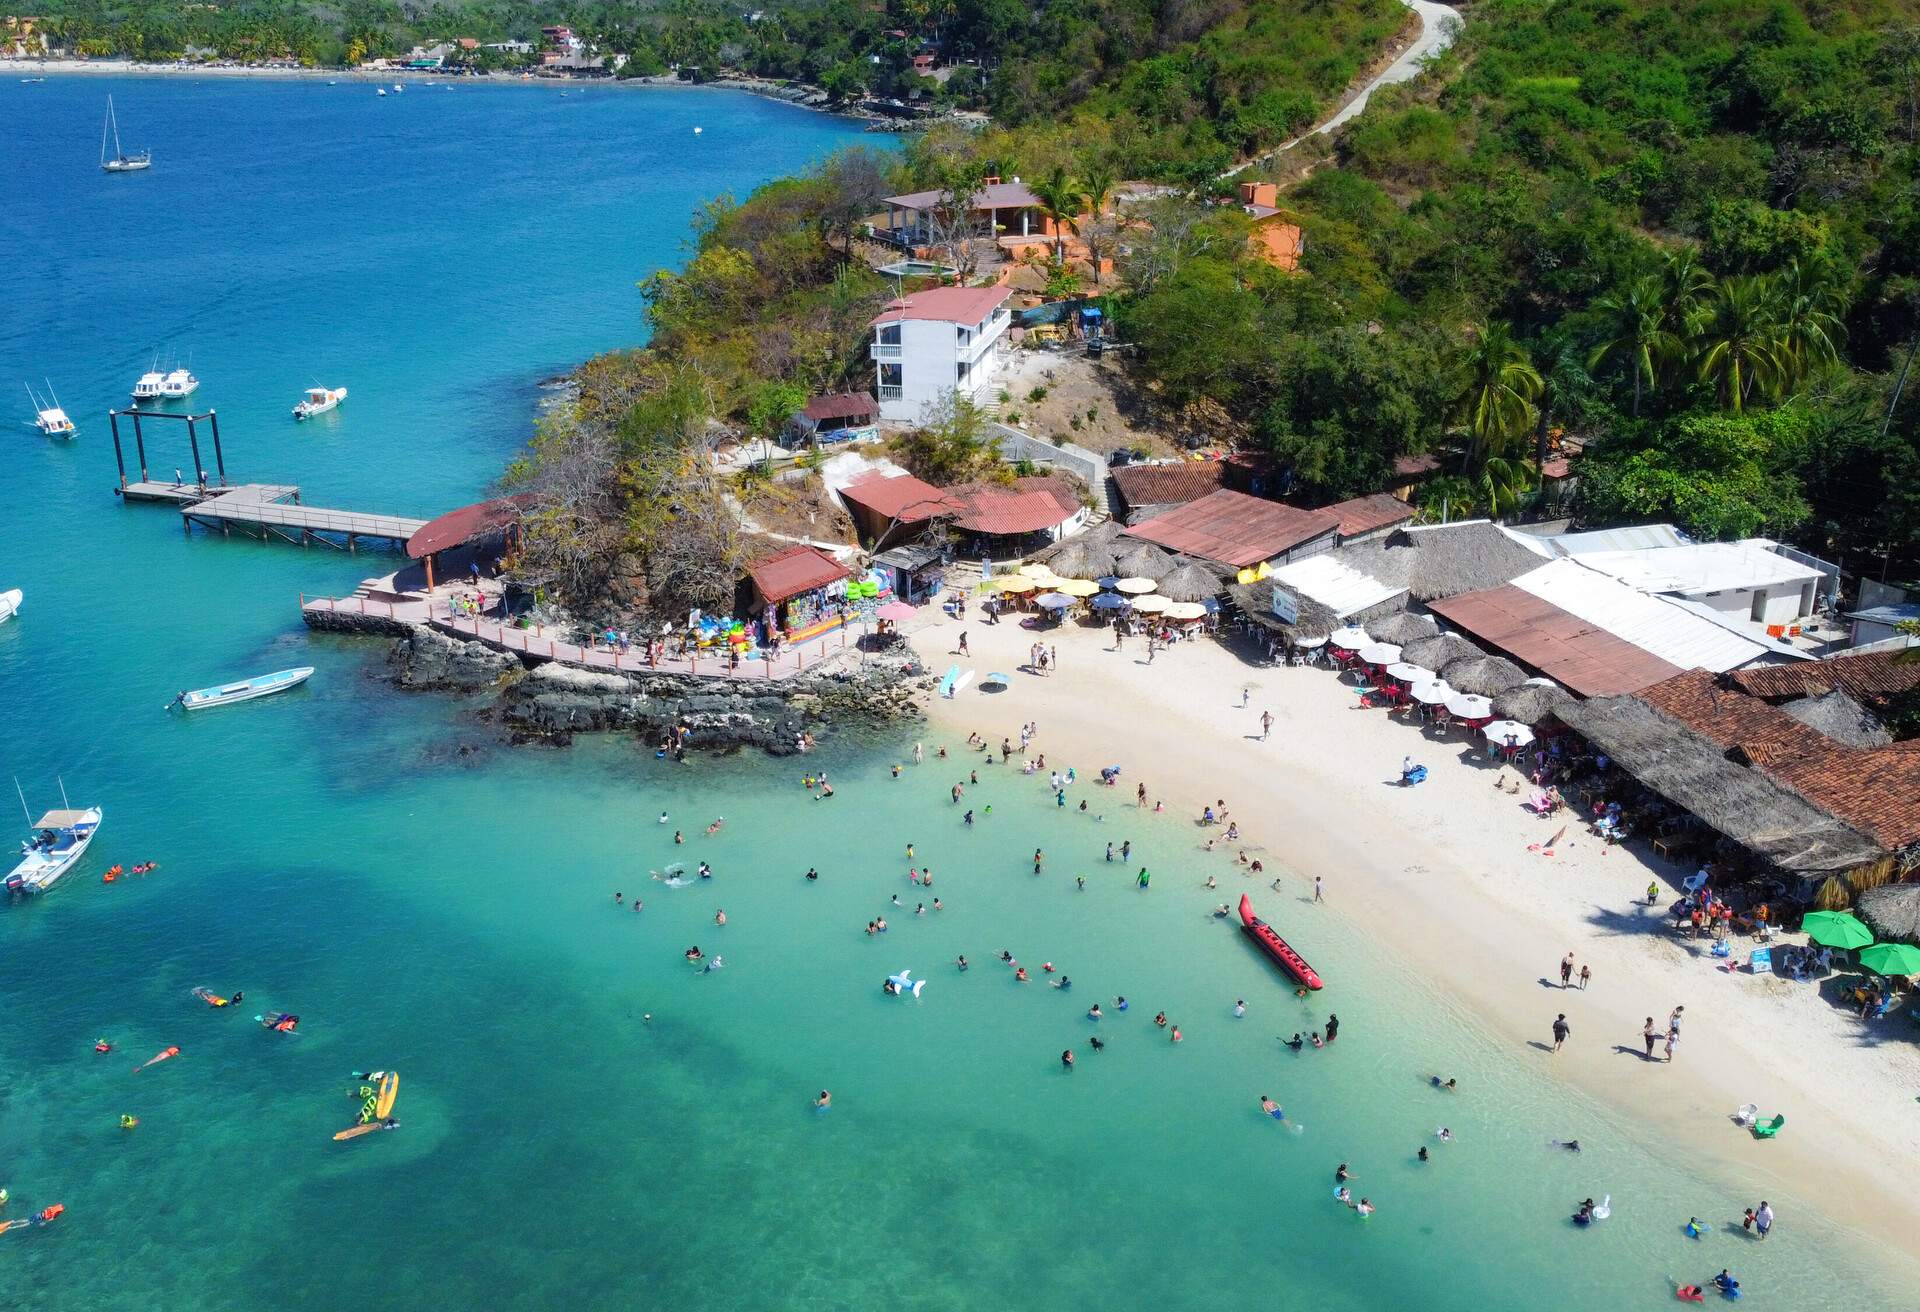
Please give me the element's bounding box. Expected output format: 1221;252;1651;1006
1751;1114;1785;1139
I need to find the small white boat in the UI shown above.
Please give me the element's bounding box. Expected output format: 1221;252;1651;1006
171;666;314;711
132;361;166;401
100;95;151;172
293;385;347;420
160;367;199;398
377;88;387;97
7;796;103;895
0;588;21;623
393;83;404;92
25;380;75;437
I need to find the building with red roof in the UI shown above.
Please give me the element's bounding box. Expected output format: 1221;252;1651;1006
1124;490;1338;569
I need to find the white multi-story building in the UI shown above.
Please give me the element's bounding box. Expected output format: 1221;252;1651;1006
870;285;1012;424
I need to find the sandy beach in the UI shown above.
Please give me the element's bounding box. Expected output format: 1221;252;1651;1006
909;601;1920;1259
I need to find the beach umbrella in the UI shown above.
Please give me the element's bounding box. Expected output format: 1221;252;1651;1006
1384;662;1435;684
1802;910;1874;950
980;671;1012;690
875;600;917;621
1365;612;1438;645
1859;943;1920;977
1402;632;1482;671
1444;691;1493;719
1113;541;1176;579
1328;625;1371;650
1409;679;1453;704
1096;576;1122;590
1492;682;1576;726
1441;654;1529;696
1091;592;1128;610
1294;634;1328;649
1163;601;1208;620
1157;562;1224;603
1480;720;1535;748
1114;577;1158;595
1054;578;1099;597
1034;592;1074;609
1357;642;1402;666
996;576;1037;594
1129;594;1171;613
1019;562;1060;580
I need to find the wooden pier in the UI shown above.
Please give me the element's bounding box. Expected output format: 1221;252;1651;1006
183;485;426;551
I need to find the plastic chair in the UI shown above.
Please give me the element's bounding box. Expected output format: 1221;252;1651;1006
1751;1114;1785;1139
1733;1103;1757;1127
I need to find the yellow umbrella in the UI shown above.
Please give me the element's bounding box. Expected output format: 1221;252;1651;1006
1018;563;1059;580
1055;578;1099;597
1114;577;1158;595
1162;601;1208;620
995;576;1038;594
1129;593;1170;613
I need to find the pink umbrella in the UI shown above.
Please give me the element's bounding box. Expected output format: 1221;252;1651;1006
875;601;917;622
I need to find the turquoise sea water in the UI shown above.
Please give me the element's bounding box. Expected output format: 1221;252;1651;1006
0;77;1910;1310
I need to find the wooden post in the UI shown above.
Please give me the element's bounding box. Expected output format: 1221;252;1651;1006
109;411;128;489
425;554;435;591
208;410;227;486
186;415;205;487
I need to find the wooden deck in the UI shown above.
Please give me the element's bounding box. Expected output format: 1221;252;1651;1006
185;485;425;549
119;479;239;506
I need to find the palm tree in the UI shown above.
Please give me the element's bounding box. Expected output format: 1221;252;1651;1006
1476;455;1536;519
1659;245;1715;339
1772;257;1848;389
1455;322;1542;466
1078;163;1119;287
1028;167;1087;263
1587;276;1675;418
1532;333;1593;488
1695;275;1786;413
1080;164;1116;223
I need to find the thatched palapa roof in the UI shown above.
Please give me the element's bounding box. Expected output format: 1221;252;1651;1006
1492;682;1578;725
1335;523;1551;603
1559;696;1886;877
1780;690;1893;749
1112;541;1177;580
1229;581;1339;642
1402;632;1483;671
1441;654;1530;696
1855;883;1920;944
1045;537;1118;582
1158;561;1227;603
1365;611;1439;645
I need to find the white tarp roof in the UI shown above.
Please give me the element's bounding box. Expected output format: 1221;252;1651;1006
1269;552;1407;617
1573;541;1823;597
1510;559;1772;673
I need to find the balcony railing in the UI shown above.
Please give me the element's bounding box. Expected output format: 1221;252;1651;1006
878;385;904;401
871;343;902;359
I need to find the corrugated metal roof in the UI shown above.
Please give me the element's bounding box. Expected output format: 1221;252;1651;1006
1511;559;1771;673
1124;490;1337;567
870;285;1011;327
748;544;851;605
1732;649;1920;702
1548;523;1691;555
1324;493;1416;539
840;471;959;523
1428;586;1685;696
1110;461;1226;510
1269;553;1407;618
1574;542;1823;596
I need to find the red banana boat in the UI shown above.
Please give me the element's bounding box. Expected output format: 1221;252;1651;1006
1239;894;1324;990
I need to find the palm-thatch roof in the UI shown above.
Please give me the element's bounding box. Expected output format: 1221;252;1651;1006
1228;581;1338;642
1492;682;1578;725
1560;695;1886;877
1780;690;1893;748
1045;537;1119;581
1158;561;1227;602
1855;883;1920;943
1334;522;1551;602
1402;632;1483;671
1441;654;1530;696
1112;540;1177;580
1031;519;1125;564
1365;611;1439;645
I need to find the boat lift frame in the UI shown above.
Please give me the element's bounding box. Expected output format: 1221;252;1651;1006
109;408;227;492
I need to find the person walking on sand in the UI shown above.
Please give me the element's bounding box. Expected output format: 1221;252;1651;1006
1260;710;1273;741
1577;964;1590;990
1560;952;1575;988
1642;1016;1658;1060
1663;1026;1678;1063
1242;686;1251;708
957;632;970;656
1313;876;1323;903
1551;1013;1570;1051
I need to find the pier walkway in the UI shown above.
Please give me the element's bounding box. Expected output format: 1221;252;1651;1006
184;485;425;549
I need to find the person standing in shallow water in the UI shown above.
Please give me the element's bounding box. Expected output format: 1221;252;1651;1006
1551;1013;1570;1051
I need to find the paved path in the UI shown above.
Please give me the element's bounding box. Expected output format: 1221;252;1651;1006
1222;0;1462;177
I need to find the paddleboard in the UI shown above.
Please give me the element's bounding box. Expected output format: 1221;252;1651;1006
937;664;960;697
333;1122;387;1141
374;1071;399;1119
951;670;975;695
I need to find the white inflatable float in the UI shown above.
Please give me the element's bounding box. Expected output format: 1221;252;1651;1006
885;970;926;997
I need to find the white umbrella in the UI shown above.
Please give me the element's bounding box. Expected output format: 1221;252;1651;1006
1162;601;1208;620
1293;634;1328;649
1385;663;1435;683
1328;625;1370;649
1115;577;1158;595
1445;692;1493;719
1481;720;1535;748
1358;643;1402;666
1409;679;1453;704
1129;593;1170;613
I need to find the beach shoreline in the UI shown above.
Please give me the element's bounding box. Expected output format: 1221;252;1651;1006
908;607;1920;1263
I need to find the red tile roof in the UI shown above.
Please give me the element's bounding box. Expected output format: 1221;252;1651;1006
1636;670;1920;851
747;544;851;605
1730;650;1920;704
803;392;877;423
947;477;1080;535
840;471;959;524
1427;585;1684;697
1325;493;1416;539
870;284;1010;328
1110;461;1227;510
1123;490;1337;568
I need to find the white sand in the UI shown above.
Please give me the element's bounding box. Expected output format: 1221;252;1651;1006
909;604;1920;1258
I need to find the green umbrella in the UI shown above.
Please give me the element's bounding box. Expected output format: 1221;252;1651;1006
1859;943;1920;977
1802;910;1873;950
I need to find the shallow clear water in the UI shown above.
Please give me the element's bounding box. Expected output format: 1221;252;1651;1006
0;76;1909;1311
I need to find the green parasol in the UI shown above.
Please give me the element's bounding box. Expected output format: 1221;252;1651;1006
1858;942;1920;977
1801;910;1873;950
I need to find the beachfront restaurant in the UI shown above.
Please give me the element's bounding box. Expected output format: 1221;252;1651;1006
740;544;854;647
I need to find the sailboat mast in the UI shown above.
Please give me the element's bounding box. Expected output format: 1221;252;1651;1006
101;100;110;166
109;96;124;160
15;777;31;829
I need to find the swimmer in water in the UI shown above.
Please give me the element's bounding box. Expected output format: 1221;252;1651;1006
1284;1033;1304;1050
956;955;969;971
1088;1035;1105;1052
1436;1127;1453;1142
1549;1139;1582;1152
685;946;703;961
1015;967;1029;982
1088;1003;1103;1021
1335;1163;1351;1182
1335;1186;1352;1206
1076;875;1085;890
698;862;712;879
614;892;623;903
1417;1146;1429;1162
1061;1049;1075;1070
1116;996;1128;1011
1233;1000;1246;1018
816;1090;831;1109
1310;1032;1324;1048
1170;1026;1182;1043
1001;950;1014;963
1260;1096;1284;1120
659;812;669;824
1430;1076;1457;1090
1154;1011;1167;1028
805;867;818;881
932;898;943;910
1355;1199;1374;1218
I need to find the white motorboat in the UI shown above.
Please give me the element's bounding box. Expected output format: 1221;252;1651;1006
377;88;387;96
100;95;151;173
7;788;102;895
160;367;199;398
25;380;75;437
132;361;166;401
0;588;21;624
293;385;347;420
170;665;314;711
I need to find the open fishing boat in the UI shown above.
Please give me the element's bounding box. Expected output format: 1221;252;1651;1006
1238;893;1324;990
0;589;20;624
7;800;103;894
292;385;346;420
171;666;314;711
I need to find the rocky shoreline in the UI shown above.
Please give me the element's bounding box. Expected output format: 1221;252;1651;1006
311;614;933;754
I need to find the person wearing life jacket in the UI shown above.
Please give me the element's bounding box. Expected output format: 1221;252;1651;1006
94;1039;112;1053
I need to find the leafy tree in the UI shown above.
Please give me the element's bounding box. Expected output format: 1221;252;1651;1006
1577;410;1812;540
891;391;1000;484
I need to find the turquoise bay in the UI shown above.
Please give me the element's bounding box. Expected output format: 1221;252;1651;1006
0;75;1911;1311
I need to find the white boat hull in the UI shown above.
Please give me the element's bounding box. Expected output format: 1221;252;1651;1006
0;587;22;623
177;666;314;710
7;806;103;894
